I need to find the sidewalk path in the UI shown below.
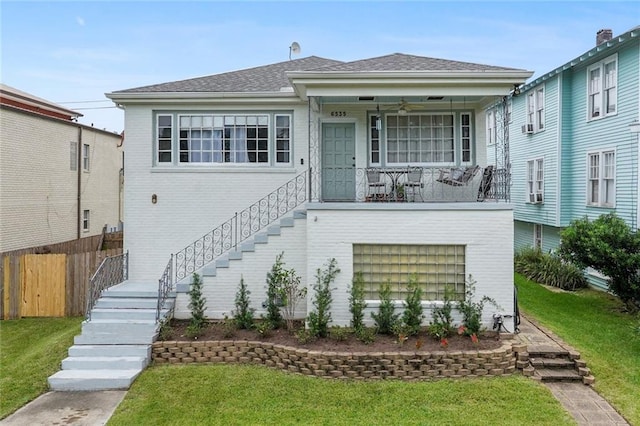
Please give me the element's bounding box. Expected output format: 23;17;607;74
0;391;126;426
517;315;630;426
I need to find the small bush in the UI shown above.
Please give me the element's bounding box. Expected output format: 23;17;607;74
457;275;499;336
401;276;424;336
371;283;400;335
349;272;368;332
157;318;174;340
295;328;316;344
429;289;455;339
220;314;236;338
187;273;207;337
264;253;286;329
233;276;255;330
328;325;353;342
255;320;273;338
355;327;376;344
307;258;340;338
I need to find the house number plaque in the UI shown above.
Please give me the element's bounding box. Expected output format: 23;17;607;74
330;111;347;117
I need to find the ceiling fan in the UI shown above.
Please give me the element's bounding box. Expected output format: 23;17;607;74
382;98;426;115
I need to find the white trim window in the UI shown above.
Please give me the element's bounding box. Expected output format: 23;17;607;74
82;144;90;171
82;210;90;232
587;150;615;207
385;113;471;165
588;55;617;120
369;114;381;165
526;87;545;132
527;158;544;203
486;109;496;146
155;113;292;166
533;223;543;250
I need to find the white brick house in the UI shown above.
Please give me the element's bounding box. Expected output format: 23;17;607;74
0;84;123;253
107;54;532;331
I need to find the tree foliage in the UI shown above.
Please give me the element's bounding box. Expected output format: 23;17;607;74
559;213;640;311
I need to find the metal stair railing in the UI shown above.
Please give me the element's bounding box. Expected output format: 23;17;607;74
156;169;308;322
86;251;128;321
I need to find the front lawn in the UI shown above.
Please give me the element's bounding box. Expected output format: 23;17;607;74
0;317;83;418
515;274;639;425
109;364;572;425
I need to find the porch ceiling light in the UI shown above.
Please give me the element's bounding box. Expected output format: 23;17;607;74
398;106;408;115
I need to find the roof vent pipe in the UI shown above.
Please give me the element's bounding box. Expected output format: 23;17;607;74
596;29;613;46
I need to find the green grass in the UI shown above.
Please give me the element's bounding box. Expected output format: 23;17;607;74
516;273;640;425
109;364;572;426
0;317;82;418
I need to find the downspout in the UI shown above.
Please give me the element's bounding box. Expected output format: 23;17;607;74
77;125;82;239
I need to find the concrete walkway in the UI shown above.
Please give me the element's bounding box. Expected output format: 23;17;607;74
0;391;125;426
517;315;630;426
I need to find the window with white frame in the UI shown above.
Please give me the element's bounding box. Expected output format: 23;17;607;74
588;55;617;120
486;110;496;146
353;244;466;301
82;210;90;231
82;144;90;171
155;113;291;166
385;113;470;165
526;87;545;132
587;150;615;207
70;142;78;171
533;224;543;250
527;158;544;203
369;115;381;164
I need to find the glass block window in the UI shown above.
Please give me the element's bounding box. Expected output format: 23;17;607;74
353;244;466;301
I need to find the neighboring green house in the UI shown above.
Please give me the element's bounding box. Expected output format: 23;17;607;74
496;27;640;289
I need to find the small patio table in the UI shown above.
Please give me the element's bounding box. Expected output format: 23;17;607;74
380;168;409;201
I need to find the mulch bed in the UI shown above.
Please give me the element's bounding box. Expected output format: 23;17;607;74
160;319;507;352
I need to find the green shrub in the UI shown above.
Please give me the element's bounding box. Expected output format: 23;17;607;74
295;328;316;344
428;289;455;339
401;276;424;336
233;276;255;330
559;213;640;310
328;325;353;342
371;283;400;335
515;247;587;291
349;272;367;332
264;253;286;329
457;275;498;336
355;327;376;344
187;273;207;337
307;258;340;338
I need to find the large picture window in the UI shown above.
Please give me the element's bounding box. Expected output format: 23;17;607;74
156;113;291;166
353;244;466;301
386;114;455;164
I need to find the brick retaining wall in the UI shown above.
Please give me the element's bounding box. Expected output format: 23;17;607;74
152;340;520;380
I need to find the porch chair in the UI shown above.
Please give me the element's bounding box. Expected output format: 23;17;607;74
436;165;481;186
476;165;494;201
365;168;387;201
404;167;424;201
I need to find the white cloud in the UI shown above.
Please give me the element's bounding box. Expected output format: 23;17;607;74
76;16;85;26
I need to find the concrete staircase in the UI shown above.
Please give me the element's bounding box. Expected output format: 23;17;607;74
48;281;175;391
175;210;307;293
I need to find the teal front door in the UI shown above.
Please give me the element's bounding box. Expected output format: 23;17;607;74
322;123;356;201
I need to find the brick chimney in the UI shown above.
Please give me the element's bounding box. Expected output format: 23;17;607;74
597;29;613;45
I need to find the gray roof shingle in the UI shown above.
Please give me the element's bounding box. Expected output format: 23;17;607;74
113;53;526;94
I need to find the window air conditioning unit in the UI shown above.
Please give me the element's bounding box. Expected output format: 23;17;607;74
536;192;543;203
529;193;543;204
521;124;534;134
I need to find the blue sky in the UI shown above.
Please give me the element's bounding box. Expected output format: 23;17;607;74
2;1;638;133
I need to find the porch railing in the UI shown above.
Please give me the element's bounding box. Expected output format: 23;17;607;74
86;251;128;321
320;166;509;203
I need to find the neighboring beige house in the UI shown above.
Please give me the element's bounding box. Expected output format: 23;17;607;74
0;84;123;253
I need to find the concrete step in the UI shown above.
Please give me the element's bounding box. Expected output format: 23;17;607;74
91;308;158;321
534;368;583;382
68;344;151;358
48;369;142;391
267;225;281;236
95;298;159;309
62;356;147;370
81;319;157;335
74;332;157;345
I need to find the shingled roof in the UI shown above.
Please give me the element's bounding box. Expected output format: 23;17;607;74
113;56;343;94
111;53;527;95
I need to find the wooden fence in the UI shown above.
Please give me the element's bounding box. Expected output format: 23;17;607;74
1;249;122;319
